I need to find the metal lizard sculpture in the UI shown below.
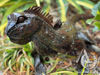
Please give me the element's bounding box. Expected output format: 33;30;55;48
5;6;100;75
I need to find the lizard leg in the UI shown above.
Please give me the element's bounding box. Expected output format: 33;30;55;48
34;54;46;75
77;32;100;53
32;51;46;75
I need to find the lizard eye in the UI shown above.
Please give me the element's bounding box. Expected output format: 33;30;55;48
17;16;27;24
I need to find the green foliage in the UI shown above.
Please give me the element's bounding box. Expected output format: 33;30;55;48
81;61;88;75
93;21;100;29
0;36;34;74
91;2;100;30
67;0;94;14
50;71;78;75
0;0;9;7
67;0;84;14
22;42;34;52
58;0;67;22
92;2;100;16
47;58;60;73
3;46;34;74
42;0;51;14
86;2;100;30
76;0;94;9
35;0;40;6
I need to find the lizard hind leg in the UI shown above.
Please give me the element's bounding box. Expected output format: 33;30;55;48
77;32;100;53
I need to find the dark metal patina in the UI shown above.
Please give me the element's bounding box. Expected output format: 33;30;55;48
5;6;99;75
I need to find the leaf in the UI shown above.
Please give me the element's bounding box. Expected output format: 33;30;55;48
8;60;14;72
20;58;24;72
13;50;17;59
0;1;16;8
35;0;40;6
76;0;94;9
86;19;93;24
26;65;30;75
93;21;100;30
92;2;100;16
94;14;100;20
23;42;33;52
81;61;88;75
50;71;78;75
47;58;60;73
67;0;84;14
58;0;67;22
0;0;9;7
3;53;13;67
0;22;7;35
16;3;36;12
42;0;51;13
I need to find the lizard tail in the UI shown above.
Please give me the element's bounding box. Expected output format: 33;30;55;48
71;14;94;24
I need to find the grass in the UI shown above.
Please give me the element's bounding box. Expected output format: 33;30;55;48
0;36;79;75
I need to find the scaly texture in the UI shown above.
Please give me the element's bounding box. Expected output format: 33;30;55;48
5;6;99;75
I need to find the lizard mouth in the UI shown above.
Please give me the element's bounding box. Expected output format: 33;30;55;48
9;35;31;45
6;27;26;45
9;35;22;40
6;25;22;36
7;31;22;41
7;28;32;45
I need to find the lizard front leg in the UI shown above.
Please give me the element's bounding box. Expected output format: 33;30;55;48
32;50;46;75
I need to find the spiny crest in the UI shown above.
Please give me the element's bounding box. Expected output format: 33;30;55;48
24;6;53;26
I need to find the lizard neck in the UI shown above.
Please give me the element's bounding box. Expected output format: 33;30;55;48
31;19;55;41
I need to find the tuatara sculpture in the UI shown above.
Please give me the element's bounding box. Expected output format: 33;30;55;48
5;6;100;75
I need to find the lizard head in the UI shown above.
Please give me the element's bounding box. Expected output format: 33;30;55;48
5;6;53;45
5;12;40;45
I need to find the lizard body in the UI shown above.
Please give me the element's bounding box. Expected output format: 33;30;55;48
5;6;99;75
